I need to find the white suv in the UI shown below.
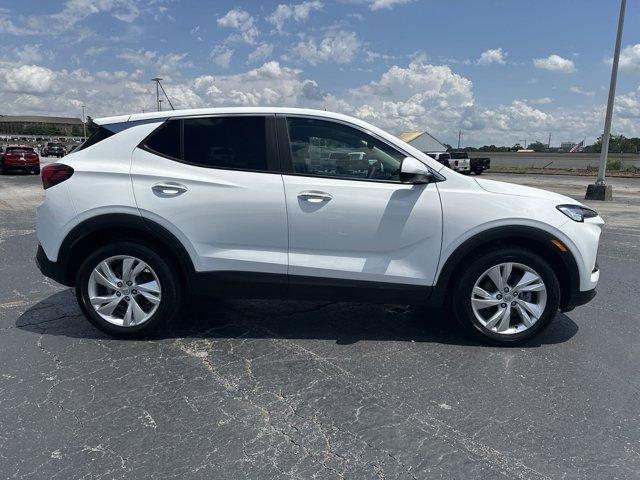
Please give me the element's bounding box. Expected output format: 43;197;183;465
36;108;603;344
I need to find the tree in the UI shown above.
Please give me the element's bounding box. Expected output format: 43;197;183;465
527;141;547;152
584;134;640;153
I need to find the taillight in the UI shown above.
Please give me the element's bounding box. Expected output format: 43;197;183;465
5;153;19;160
41;163;74;189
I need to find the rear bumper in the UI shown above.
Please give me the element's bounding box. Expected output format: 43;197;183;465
36;244;71;286
4;161;39;168
560;288;597;312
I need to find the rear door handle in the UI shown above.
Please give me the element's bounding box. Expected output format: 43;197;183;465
298;191;333;203
152;182;188;197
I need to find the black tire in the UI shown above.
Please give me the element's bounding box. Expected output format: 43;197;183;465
0;163;5;175
473;168;483;175
75;242;183;338
33;166;40;175
450;247;560;345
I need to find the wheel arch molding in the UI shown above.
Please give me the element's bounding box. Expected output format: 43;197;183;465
57;213;195;289
432;225;580;309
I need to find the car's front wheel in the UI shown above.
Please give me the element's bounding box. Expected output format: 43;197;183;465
75;242;183;338
451;248;560;345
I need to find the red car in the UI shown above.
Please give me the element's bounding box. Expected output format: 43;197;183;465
0;145;40;175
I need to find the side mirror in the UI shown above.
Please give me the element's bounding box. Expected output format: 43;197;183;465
400;157;432;184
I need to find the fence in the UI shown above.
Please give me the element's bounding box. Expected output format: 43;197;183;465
468;152;640;169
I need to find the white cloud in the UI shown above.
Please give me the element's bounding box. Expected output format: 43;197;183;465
477;48;506;65
14;44;45;63
0;0;141;36
533;54;576;73
118;49;157;67
0;64;57;94
247;43;274;64
368;0;415;11
569;86;595;97
2;52;639;145
527;97;553;105
267;1;323;34
291;30;361;65
210;45;234;69
617;44;640;72
217;8;259;44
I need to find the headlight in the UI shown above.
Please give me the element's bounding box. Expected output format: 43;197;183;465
556;204;598;222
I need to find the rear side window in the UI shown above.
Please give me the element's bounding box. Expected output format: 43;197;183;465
183;117;267;170
143;116;268;172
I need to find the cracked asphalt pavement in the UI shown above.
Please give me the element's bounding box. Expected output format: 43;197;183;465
1;171;639;479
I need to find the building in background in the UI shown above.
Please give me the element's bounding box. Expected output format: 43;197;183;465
0;115;83;136
398;131;448;153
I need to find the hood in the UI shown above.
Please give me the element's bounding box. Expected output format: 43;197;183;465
474;178;578;204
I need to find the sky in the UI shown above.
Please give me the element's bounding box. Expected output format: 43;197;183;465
0;0;639;147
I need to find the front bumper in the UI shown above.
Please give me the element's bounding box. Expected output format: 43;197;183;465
36;244;71;286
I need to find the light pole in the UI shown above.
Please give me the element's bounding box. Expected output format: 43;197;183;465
152;77;162;111
81;105;86;141
586;0;626;201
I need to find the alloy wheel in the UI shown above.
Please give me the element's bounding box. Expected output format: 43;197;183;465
87;255;161;327
470;262;547;335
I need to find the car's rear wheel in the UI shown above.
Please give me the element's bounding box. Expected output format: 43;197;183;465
33;166;40;175
451;248;560;345
75;242;183;338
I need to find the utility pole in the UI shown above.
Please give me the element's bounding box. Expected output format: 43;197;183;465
81;105;86;141
548;132;551;148
457;130;462;149
586;0;626;201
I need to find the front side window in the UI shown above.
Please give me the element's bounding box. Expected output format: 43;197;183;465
286;117;405;181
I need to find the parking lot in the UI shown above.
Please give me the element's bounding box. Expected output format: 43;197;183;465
1;168;639;479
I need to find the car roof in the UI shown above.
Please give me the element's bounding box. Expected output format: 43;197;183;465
96;107;368;129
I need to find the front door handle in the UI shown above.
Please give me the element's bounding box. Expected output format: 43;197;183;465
152;182;188;197
298;191;333;203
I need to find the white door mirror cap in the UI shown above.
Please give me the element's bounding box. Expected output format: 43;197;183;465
400;157;432;184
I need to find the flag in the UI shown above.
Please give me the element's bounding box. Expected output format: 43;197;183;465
569;140;584;153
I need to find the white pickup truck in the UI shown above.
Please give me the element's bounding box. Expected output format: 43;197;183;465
448;150;471;174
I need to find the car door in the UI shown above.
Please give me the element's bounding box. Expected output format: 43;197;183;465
279;115;443;287
131;114;288;276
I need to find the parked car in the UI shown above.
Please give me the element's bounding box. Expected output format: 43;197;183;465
426;152;451;168
470;156;491;175
43;142;66;158
448;150;471;174
1;145;40;175
35;107;603;345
